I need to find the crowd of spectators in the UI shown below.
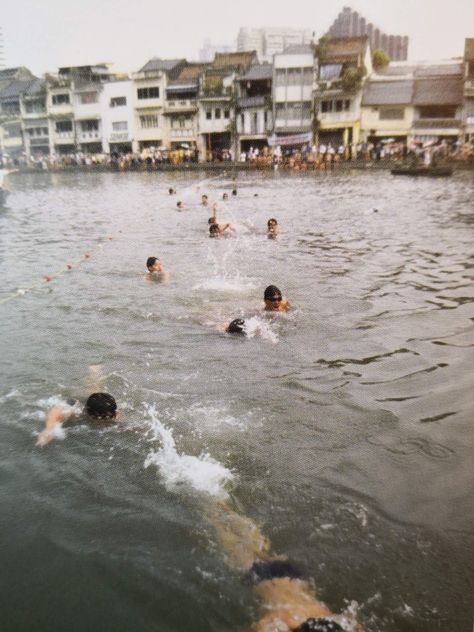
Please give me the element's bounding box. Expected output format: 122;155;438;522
1;139;473;172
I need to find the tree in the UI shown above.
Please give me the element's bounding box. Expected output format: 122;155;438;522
372;48;390;70
312;35;330;62
341;65;367;92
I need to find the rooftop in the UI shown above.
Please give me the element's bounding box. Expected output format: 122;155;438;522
413;76;464;106
239;64;273;81
324;36;369;63
212;51;257;71
281;44;313;55
138;58;186;74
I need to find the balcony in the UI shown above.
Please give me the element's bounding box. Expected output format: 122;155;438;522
413;119;462;129
49;104;73;116
318;111;356;124
169;129;195;138
164;99;198;114
29;137;50;146
53;131;74;143
78;131;101;142
109;132;130;142
464;80;474;97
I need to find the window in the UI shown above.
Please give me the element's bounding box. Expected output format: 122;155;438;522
321;101;333;113
335;100;343;112
4;123;21;137
1;102;20;115
215;108;221;119
112;121;128;131
418;105;456;119
379;108;405;120
240;113;244;127
253;112;258;127
264;110;268;125
206;110;212;120
80;92;98;104
52;93;70;105
25;99;46;113
55;120;73;132
27;127;48;137
110;96;127;107
344;100;351;111
287;68;301;85
80;119;99;132
303;68;313;85
302;102;312;118
137;86;160;99
276;69;286;86
224;109;230;119
139;114;158;128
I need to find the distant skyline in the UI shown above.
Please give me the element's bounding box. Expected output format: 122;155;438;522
2;0;473;76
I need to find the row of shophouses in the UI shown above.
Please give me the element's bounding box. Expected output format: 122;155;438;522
1;36;473;161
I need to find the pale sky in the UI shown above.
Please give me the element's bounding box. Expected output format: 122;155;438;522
2;0;473;76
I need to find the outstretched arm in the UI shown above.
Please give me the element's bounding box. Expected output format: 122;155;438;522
36;406;70;446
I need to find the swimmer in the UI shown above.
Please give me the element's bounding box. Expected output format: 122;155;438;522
267;218;279;236
176;201;185;210
209;223;235;237
222;192;229;201
227;318;246;334
201;194;209;206
264;285;290;311
207;502;359;632
36;392;118;446
168;187;176;195
232;188;237;196
146;256;163;274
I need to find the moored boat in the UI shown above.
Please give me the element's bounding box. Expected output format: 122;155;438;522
391;166;453;177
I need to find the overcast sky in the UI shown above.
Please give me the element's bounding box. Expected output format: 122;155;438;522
2;0;473;76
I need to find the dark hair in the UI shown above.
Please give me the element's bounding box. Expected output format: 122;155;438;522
267;218;278;226
202;194;208;200
209;223;220;235
227;318;245;334
146;256;158;270
231;188;237;196
208;217;217;224
293;619;344;632
222;193;228;199
168;187;175;195
264;285;282;300
84;393;117;420
177;201;183;207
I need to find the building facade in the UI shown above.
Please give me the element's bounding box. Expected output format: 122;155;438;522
236;63;273;152
463;38;474;142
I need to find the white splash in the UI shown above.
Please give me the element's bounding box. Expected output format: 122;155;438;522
243;316;279;344
143;405;234;498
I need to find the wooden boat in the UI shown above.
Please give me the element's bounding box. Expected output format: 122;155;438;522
391;165;453;177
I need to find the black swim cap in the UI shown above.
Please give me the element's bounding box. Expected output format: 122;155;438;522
85;393;117;419
264;285;282;300
227;318;245;334
209;223;220;234
293;619;344;632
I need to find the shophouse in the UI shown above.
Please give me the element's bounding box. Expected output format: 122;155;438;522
101;80;136;154
272;45;314;148
236;63;273;153
21;78;49;158
360;75;414;143
133;58;186;151
198;51;257;159
313;36;372;147
0;67;36;161
163;63;209;153
412;62;464;145
463;38;474;143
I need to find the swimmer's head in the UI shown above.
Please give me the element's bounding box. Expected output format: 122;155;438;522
84;393;117;420
293;619;344;632
168;187;175;195
222;193;228;200
231;188;237;196
146;257;162;272
209;223;220;237
177;201;183;209
201;194;208;205
208;216;216;224
227;318;246;334
264;285;283;309
267;218;278;228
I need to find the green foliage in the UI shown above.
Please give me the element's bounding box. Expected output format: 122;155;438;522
312;35;330;61
341;65;367;92
372;48;390;69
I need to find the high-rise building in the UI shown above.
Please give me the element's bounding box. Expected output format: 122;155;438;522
327;7;409;61
0;28;5;69
198;39;234;63
237;28;313;63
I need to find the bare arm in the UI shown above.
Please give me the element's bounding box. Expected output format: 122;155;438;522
36;406;71;446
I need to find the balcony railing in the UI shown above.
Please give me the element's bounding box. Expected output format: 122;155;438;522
318;111;355;122
413;118;462;129
78;131;101;141
164;99;198;113
109;132;130;142
169;129;194;138
30;137;50;146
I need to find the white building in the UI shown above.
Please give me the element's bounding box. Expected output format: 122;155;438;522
273;45;314;143
237;27;312;63
101;80;136;154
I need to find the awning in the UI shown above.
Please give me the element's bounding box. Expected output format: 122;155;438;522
268;132;312;147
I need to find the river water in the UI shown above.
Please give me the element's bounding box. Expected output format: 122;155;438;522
0;169;473;631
